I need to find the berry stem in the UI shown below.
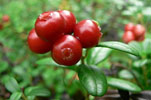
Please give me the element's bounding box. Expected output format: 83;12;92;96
81;48;90;64
22;93;27;100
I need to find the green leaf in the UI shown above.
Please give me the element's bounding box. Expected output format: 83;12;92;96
118;70;133;79
133;59;151;68
107;77;141;92
27;96;35;100
86;47;112;65
9;92;22;100
128;41;142;53
97;41;140;56
36;57;59;66
0;61;9;74
143;7;151;16
77;65;107;96
36;57;77;70
25;86;50;97
143;39;151;55
4;77;20;93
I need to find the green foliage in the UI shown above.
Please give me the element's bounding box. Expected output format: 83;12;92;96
0;0;151;99
107;77;141;92
97;41;140;56
9;92;22;100
24;86;50;96
3;77;21;93
86;47;112;65
77;65;107;96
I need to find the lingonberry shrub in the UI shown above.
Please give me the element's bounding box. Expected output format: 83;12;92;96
35;11;65;42
27;10;145;97
52;35;82;66
74;20;102;48
28;28;52;54
58;10;76;34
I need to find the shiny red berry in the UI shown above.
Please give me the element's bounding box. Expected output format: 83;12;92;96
74;20;101;48
35;11;65;42
28;28;52;54
58;10;76;34
124;23;134;31
133;24;145;38
2;15;10;22
122;31;135;44
52;35;82;66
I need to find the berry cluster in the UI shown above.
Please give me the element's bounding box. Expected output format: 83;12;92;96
0;15;10;30
122;23;146;43
28;10;102;66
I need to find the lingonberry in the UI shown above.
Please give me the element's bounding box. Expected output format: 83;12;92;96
58;10;76;34
28;28;52;54
122;31;135;44
74;20;101;48
133;24;145;38
135;35;145;42
0;23;3;30
2;15;10;22
124;23;134;31
35;11;65;42
52;35;82;66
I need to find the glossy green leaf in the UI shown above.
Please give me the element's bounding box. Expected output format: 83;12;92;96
9;92;22;100
36;57;59;66
143;39;151;55
128;41;142;53
86;47;112;65
4;77;20;93
107;77;141;92
118;70;133;79
25;86;50;97
97;41;140;56
77;65;107;96
36;57;77;70
133;59;151;68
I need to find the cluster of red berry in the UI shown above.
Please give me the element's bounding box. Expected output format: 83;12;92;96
122;23;146;43
0;15;10;30
28;10;102;66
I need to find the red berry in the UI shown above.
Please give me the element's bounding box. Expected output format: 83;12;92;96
2;15;10;22
0;23;3;30
124;23;134;31
35;11;65;42
28;28;52;54
133;24;145;37
135;35;145;42
122;31;135;44
52;35;82;66
58;10;76;34
74;20;101;48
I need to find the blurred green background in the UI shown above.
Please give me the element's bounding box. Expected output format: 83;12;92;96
0;0;151;100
